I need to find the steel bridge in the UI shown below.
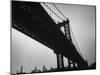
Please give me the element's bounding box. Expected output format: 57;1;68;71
12;1;88;70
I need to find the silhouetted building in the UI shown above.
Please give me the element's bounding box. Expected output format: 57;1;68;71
42;65;47;72
89;63;96;69
31;65;41;73
20;65;23;73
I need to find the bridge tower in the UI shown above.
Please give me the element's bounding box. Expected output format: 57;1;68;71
63;18;76;69
56;18;76;69
63;18;72;68
56;18;71;70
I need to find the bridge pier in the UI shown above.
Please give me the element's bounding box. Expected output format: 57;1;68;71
56;53;64;70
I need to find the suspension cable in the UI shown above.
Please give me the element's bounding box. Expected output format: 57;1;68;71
53;3;67;20
70;26;83;56
53;3;83;56
44;3;83;57
43;3;64;21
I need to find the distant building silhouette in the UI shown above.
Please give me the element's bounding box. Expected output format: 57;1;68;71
89;63;96;69
31;65;41;73
20;65;23;73
35;65;37;71
42;65;47;72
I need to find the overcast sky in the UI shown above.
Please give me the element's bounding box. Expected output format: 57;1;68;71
12;2;96;74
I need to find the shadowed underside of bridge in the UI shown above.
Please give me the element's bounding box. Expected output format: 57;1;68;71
12;1;88;69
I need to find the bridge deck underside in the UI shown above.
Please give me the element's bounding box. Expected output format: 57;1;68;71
12;1;87;68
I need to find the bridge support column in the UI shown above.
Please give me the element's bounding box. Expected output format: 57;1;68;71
68;59;71;68
56;54;64;70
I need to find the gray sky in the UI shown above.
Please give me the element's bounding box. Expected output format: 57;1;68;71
12;2;96;74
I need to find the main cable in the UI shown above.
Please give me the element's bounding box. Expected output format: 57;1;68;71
70;26;83;57
44;3;83;57
53;3;83;57
53;3;67;20
43;3;64;21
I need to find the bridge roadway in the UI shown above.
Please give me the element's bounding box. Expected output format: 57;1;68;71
12;1;88;69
